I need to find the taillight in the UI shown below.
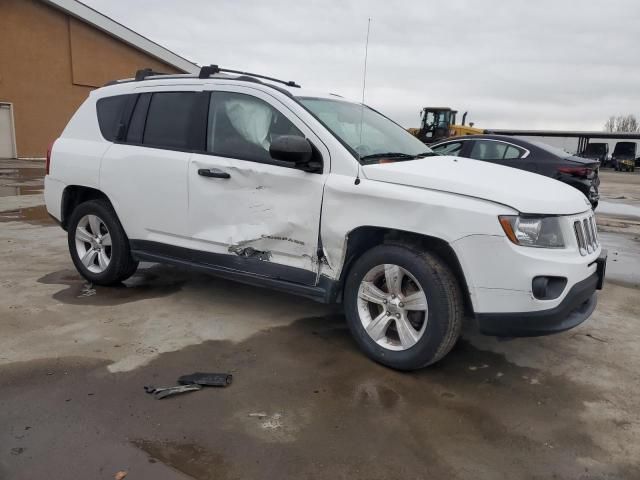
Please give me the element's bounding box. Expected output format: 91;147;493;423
46;142;53;175
557;166;592;178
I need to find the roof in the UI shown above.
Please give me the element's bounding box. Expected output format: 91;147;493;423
484;128;640;140
41;0;199;74
100;67;358;103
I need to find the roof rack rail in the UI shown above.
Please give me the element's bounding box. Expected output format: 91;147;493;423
135;68;169;81
198;65;301;88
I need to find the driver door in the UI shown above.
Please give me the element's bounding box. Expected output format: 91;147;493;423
187;86;329;285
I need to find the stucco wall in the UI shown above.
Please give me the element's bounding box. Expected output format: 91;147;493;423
0;0;184;158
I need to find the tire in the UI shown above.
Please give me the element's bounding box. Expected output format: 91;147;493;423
343;243;463;370
67;199;138;285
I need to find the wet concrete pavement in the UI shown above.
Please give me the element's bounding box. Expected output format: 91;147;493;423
1;161;639;479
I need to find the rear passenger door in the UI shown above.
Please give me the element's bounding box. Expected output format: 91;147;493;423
187;86;329;284
467;139;536;172
100;89;205;244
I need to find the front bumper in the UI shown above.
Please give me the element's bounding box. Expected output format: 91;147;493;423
476;273;598;336
475;251;606;337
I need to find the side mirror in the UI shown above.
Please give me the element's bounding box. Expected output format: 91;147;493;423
269;135;322;173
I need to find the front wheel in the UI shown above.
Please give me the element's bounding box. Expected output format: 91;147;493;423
344;244;463;370
67;200;138;285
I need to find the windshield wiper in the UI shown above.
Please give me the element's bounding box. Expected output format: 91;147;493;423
359;152;415;160
360;151;436;162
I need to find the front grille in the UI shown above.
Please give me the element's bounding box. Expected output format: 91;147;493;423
574;213;598;255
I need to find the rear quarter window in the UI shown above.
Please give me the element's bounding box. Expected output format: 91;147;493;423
142;92;200;149
96;95;129;141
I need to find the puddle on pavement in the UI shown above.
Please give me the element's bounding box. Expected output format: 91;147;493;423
132;440;231;480
0;185;43;197
599;231;640;288
1;315;636;479
37;265;186;306
598;200;640;220
0;165;46;198
0;205;52;225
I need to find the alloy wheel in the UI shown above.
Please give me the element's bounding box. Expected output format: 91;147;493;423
357;264;428;351
74;214;112;274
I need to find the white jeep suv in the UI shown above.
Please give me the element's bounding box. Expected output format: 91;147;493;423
44;66;607;370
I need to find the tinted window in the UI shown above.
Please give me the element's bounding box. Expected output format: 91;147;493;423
470;140;524;160
126;93;151;144
96;95;128;141
207;92;303;163
433;142;463;156
613;142;636;156
504;145;523;159
143;92;199;149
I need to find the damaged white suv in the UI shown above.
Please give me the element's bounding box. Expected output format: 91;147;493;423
45;66;607;370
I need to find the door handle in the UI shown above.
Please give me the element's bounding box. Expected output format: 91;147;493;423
198;168;230;179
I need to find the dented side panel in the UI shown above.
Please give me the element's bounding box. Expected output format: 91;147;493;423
187;155;325;276
320;174;514;281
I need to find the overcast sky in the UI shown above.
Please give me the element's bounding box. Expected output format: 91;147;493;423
84;0;640;130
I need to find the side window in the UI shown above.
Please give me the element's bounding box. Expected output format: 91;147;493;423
142;92;199;149
433;142;463;156
504;145;523;159
470;140;508;160
207;91;304;164
126;93;151;144
96;95;128;141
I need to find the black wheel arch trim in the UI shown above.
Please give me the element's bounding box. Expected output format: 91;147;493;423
336;226;474;315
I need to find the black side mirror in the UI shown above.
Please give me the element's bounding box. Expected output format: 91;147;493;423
269;135;322;173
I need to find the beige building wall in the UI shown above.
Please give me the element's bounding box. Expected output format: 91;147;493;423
0;0;184;158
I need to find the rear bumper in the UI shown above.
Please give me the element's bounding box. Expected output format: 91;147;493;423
476;272;599;337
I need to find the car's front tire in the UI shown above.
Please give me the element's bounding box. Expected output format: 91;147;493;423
343;244;463;370
67;199;138;285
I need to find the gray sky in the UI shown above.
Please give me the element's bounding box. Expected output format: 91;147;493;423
84;0;640;130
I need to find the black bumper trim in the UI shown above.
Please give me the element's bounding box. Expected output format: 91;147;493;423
476;272;599;337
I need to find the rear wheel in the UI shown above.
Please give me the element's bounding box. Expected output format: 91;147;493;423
67;200;138;285
344;244;463;370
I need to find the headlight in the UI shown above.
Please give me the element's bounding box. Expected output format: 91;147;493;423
499;215;565;248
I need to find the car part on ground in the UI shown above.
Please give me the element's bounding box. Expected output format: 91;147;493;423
145;372;232;399
178;372;233;387
144;384;203;400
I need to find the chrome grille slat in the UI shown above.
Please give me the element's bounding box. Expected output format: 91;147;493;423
574;213;599;256
583;219;593;253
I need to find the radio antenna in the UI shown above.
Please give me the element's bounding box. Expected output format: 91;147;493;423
355;17;371;185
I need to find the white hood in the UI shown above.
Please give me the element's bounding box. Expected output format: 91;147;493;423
362;156;591;215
